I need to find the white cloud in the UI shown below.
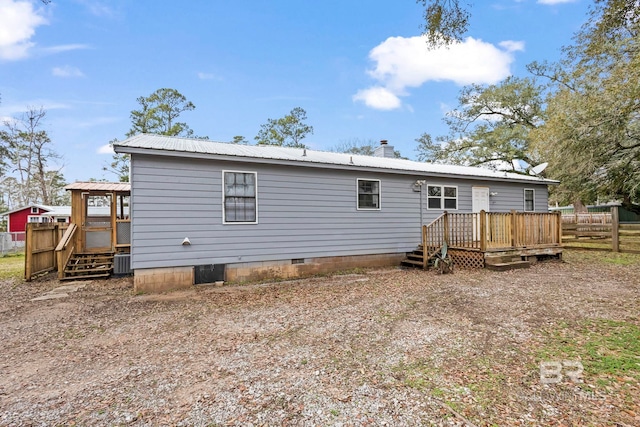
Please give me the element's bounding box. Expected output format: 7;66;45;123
74;0;115;17
0;0;47;60
352;86;402;110
41;43;90;55
499;40;525;52
97;144;114;154
538;0;577;4
354;35;524;110
0;115;16;125
52;65;85;78
0;99;70;117
197;72;219;80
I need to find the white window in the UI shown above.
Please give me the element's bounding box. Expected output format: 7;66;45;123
524;189;535;212
357;179;381;210
31;207;38;214
27;216;41;223
427;185;458;210
223;171;257;224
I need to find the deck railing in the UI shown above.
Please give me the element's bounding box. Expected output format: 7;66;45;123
422;210;562;253
54;223;77;279
422;213;446;268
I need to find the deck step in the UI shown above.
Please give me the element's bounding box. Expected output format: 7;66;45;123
485;255;522;265
65;266;112;274
401;259;424;267
63;252;114;280
485;260;531;271
60;272;110;281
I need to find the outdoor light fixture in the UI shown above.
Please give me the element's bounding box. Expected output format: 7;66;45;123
412;180;426;192
490;192;498;197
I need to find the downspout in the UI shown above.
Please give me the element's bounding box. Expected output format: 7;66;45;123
419;183;424;227
413;179;426;226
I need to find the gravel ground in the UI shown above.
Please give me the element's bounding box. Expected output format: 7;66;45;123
1;251;639;426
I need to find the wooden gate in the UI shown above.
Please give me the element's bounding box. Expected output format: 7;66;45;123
24;223;68;281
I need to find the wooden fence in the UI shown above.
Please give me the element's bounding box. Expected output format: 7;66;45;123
24;222;68;281
562;206;640;253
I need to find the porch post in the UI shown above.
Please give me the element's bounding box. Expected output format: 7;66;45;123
480;210;486;252
443;210;449;246
110;191;117;252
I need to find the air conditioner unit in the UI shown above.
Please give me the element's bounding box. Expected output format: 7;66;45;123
113;254;132;275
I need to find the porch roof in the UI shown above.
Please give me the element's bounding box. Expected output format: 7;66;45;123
65;182;131;192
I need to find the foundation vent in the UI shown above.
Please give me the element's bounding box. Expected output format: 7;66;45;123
194;264;226;284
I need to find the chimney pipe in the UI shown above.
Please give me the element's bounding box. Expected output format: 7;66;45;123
380;139;388;145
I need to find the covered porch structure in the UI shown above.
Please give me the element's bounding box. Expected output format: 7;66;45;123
55;182;131;280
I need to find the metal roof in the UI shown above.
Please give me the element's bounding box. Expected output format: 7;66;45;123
0;203;54;216
114;134;558;184
40;206;72;217
65;182;131;192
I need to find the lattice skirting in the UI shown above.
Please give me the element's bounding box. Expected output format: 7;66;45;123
448;249;485;269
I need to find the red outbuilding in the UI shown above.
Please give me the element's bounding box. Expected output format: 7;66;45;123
1;204;70;241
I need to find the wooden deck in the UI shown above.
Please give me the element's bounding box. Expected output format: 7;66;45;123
412;210;563;270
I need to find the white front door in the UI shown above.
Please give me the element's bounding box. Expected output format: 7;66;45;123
472;187;490;213
472;187;490;241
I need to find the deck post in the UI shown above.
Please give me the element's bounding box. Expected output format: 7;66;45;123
479;210;487;252
611;206;620;252
555;211;562;245
443;211;449;246
422;224;428;269
510;210;517;249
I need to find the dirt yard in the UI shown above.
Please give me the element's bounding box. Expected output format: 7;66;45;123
1;251;639;426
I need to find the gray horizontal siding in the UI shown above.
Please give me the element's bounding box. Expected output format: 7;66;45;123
130;155;421;270
486;182;549;212
129;155;550;270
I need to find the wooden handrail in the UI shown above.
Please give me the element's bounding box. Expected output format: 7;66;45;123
55;224;77;279
424;212;447;228
55;223;77;252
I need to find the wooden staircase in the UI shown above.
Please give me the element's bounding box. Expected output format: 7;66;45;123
61;252;114;280
401;245;425;268
401;245;442;269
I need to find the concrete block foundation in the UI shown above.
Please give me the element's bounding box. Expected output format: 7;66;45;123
133;253;405;293
134;266;194;293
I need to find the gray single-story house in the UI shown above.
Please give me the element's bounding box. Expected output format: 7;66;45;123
114;134;558;292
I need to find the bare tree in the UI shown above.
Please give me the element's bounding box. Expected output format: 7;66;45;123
0;108;65;206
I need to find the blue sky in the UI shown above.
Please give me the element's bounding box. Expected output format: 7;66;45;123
0;0;591;182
